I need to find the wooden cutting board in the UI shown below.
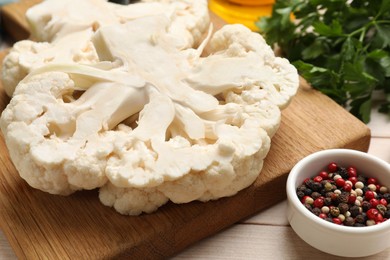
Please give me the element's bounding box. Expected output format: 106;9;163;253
0;1;371;259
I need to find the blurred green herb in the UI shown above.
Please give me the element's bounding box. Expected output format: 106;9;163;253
257;0;390;123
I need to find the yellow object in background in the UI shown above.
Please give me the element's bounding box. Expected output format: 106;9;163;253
228;0;275;5
209;0;274;31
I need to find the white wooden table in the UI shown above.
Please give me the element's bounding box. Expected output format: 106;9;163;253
1;100;389;259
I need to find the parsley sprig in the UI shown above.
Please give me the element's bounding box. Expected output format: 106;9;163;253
257;0;390;123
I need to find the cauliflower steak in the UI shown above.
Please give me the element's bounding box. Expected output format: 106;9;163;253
0;0;299;215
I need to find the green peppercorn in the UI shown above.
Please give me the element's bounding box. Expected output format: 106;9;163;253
377;204;387;215
324;182;333;191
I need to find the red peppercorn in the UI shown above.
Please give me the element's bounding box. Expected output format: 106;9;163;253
313;176;323;183
348;194;357;204
303;178;310;184
370;199;379;208
365;190;375;200
376;184;381;191
348;176;358;185
335;178;345;187
367;208;380;220
367;178;377;185
314;197;324;208
332;218;342;225
343;183;352;192
319;213;327;219
347;166;357;177
319;171;328;180
375;213;384;223
380;198;388;206
328;162;338;172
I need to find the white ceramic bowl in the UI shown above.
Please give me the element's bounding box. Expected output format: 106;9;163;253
287;149;390;257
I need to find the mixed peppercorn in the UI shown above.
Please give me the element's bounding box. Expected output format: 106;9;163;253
297;162;390;226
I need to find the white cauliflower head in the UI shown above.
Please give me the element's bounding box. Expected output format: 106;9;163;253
0;0;298;215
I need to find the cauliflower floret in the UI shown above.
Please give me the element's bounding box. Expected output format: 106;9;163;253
99;183;169;215
0;0;299;215
2;30;99;97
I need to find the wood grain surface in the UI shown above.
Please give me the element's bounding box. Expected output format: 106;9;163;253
0;1;371;259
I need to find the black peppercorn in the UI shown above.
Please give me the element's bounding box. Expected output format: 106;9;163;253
330;207;340;217
354;223;365;227
325;191;334;198
338;167;349;179
338;192;349;204
325;217;333;223
344;216;355;226
311;182;322;191
349;205;360;217
361;201;371;212
304;203;312;212
355;214;366;224
311;192;321;200
319;189;327;196
357;175;366;183
305;179;315;188
383;193;390;203
338;202;349;214
385;210;390;219
324;197;332;206
304;188;313;196
312;207;321;216
296;190;305;200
